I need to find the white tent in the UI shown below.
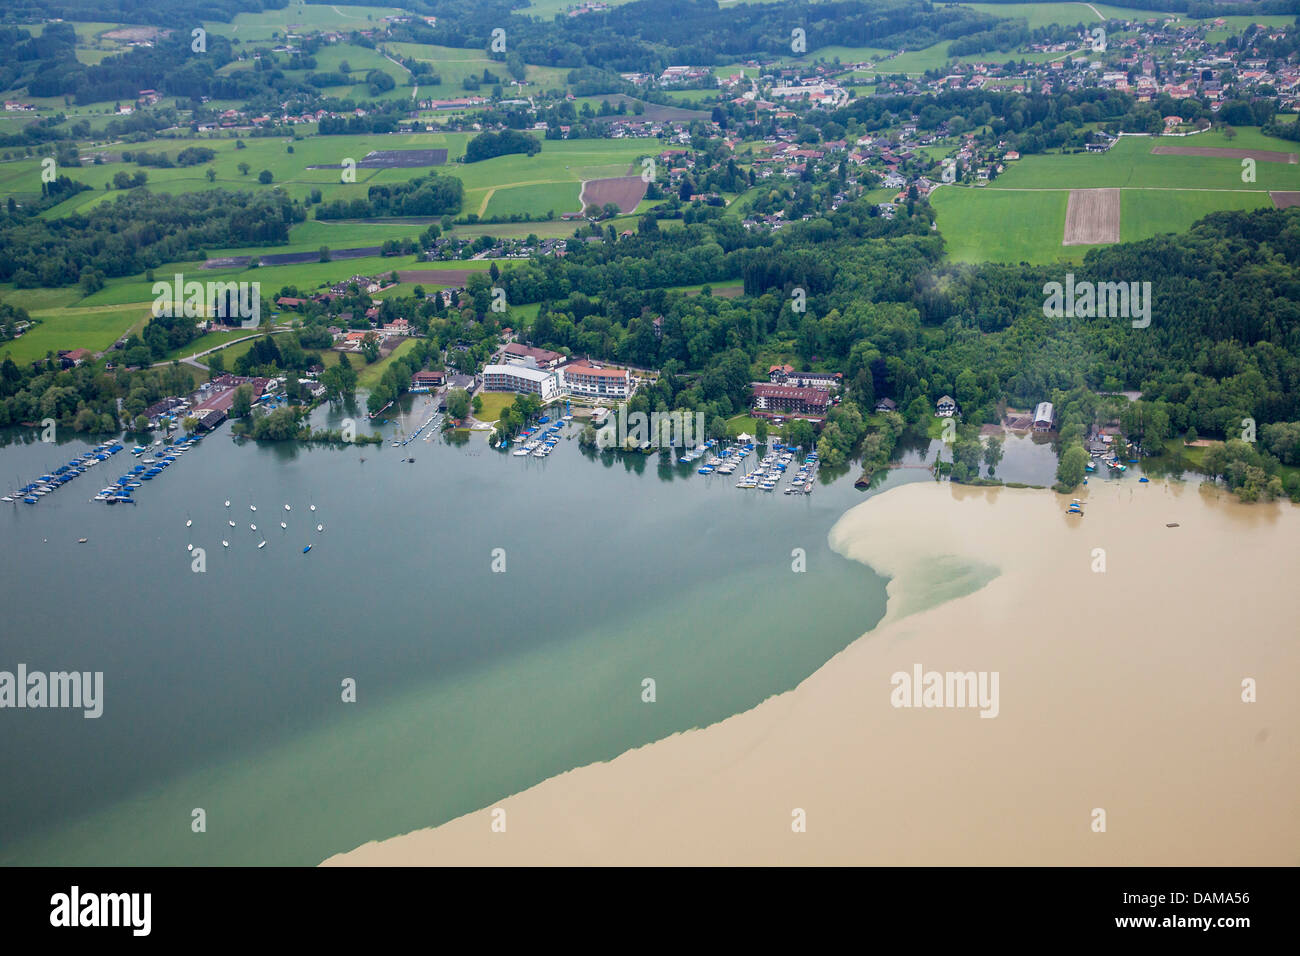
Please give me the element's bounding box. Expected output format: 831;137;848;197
736;432;753;443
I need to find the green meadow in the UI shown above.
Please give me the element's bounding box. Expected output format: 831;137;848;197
938;3;1103;30
385;42;573;94
992;133;1300;192
484;182;579;218
1118;190;1272;242
0;304;152;365
201;4;407;43
931;128;1295;266
1;132;652;225
932;186;1077;265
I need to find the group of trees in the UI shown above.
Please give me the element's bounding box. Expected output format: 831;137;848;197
0;187;303;287
462;129;541;163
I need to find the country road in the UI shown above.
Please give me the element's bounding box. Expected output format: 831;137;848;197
151;327;292;370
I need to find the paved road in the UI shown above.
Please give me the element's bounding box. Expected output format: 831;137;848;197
150;327;292;370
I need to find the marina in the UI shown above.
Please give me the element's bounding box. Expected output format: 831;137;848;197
508;416;567;459
3;440;125;506
391;409;443;447
91;435;202;504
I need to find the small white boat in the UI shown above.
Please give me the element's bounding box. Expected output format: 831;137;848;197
250;523;257;531
229;520;236;527
186;519;192;527
222;541;229;548
284;504;290;511
224;500;230;507
187;544;193;552
316;524;323;532
258;540;266;549
310;505;316;512
279;521;287;529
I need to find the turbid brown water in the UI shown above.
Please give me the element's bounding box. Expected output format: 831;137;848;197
327;478;1300;865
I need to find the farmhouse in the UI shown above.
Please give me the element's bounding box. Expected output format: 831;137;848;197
936;395;957;417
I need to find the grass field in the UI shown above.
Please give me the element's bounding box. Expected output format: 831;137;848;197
356;338;418;389
932;129;1290;264
384;42;572;95
938;3;1104;30
1119;189;1271;242
0;304;151;365
484;181;580;218
202;4;406;42
932;187;1077;265
991;133;1300;192
0;131;656;229
455;139;651;218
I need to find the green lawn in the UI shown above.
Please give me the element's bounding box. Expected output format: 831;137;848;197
473;391;517;423
725;413;781;438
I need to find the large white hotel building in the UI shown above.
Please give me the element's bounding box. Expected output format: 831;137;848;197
481;356;631;402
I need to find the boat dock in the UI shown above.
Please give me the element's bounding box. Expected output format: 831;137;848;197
3;440;125;506
91;434;202;504
392;410;443;447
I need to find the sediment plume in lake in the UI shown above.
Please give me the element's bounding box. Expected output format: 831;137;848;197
325;479;1300;866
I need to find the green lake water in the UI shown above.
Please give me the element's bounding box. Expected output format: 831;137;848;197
0;401;935;864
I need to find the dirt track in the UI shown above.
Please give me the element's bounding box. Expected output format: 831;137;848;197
1152;145;1297;164
1063;188;1120;245
396;269;480;287
579;176;647;214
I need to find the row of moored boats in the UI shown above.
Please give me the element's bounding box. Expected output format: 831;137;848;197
3;441;125;505
732;448;819;494
509;415;568;457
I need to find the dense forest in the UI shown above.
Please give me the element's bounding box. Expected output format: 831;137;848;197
0;0;286;29
387;0;1002;72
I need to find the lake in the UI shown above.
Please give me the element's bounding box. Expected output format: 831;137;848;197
0;402;916;864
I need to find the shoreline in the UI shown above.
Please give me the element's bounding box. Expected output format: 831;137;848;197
324;479;1300;865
